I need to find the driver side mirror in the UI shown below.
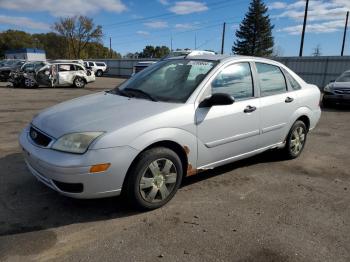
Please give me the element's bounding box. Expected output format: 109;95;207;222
199;93;234;108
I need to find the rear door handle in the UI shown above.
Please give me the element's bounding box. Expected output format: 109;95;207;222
244;105;257;113
285;97;294;103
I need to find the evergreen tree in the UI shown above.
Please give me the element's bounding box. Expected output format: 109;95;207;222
232;0;274;57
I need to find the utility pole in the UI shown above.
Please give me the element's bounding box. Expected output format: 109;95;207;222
299;0;309;57
195;33;197;49
109;37;112;58
170;35;173;51
341;11;349;56
221;22;226;54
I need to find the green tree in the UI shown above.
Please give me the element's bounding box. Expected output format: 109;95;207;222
138;45;170;58
232;0;274;56
53;16;103;59
0;30;36;57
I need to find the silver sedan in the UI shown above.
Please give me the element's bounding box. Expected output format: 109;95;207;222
19;55;321;209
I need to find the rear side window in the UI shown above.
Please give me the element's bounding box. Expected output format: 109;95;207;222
211;62;254;100
284;70;301;90
88;62;94;67
96;62;105;66
256;63;287;96
58;64;75;72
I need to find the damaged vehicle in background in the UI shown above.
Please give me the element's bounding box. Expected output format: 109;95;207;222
9;61;48;88
0;59;25;82
13;62;95;88
323;70;350;107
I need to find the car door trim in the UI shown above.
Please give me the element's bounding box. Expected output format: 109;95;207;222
205;129;260;148
261;123;286;134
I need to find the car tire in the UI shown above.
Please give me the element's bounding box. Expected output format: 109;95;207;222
96;70;103;77
322;98;331;108
284;120;308;159
124;147;183;210
24;78;38;88
73;77;86;88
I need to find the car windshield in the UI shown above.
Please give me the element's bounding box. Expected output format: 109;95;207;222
336;72;350;82
115;59;217;103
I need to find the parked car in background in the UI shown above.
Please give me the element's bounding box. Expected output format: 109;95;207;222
323;70;350;107
20;55;321;210
0;59;25;81
84;61;108;77
132;50;217;75
18;62;95;88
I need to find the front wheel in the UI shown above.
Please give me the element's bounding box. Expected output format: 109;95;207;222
284;120;307;159
124;147;183;210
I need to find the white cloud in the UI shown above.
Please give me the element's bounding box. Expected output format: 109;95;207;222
0;15;49;30
137;30;150;36
268;2;287;10
272;0;350;34
158;0;170;5
174;23;197;30
144;20;168;28
278;20;345;35
169;1;208;15
0;0;127;17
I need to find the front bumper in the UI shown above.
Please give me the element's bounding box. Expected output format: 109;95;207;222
323;93;350;105
19;126;139;199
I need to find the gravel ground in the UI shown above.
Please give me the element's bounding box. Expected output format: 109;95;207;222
0;78;349;262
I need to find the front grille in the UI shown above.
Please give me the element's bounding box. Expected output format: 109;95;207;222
29;126;52;147
334;88;350;95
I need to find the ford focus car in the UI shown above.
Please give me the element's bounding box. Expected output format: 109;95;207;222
19;55;321;210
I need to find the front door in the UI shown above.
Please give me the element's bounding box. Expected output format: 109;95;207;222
196;62;260;168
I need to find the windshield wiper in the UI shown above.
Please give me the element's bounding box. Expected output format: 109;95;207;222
107;88;132;98
124;88;157;101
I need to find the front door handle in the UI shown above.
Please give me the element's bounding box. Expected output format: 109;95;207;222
244;105;257;113
285;97;294;103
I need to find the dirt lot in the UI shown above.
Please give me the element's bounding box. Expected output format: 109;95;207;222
0;77;349;262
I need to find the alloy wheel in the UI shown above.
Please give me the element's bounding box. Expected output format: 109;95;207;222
139;158;178;203
290;126;306;155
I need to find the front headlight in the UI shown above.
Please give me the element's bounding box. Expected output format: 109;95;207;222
323;85;332;93
52;132;104;154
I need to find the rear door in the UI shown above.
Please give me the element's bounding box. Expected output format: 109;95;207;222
58;64;75;85
255;62;299;147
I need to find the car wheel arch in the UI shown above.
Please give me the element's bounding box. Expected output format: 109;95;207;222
121;140;189;194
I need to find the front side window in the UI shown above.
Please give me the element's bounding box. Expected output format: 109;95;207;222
58;64;75;72
88;62;94;67
211;62;253;100
96;62;105;66
116;59;217;103
256;63;287;96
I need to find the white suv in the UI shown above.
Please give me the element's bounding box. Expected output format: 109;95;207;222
84;61;108;77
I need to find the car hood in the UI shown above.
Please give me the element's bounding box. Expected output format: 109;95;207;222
332;81;350;88
32;92;182;138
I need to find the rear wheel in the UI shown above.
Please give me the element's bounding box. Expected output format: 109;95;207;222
284;120;307;159
96;70;103;77
73;77;85;88
124;147;183;210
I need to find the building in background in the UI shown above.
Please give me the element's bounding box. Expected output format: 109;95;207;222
4;48;46;61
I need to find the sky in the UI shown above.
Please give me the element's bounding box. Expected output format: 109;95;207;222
0;0;350;56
